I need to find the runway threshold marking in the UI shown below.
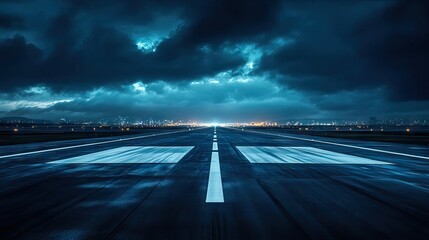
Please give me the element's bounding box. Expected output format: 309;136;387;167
232;128;429;160
206;128;224;203
237;146;390;164
47;146;194;164
0;128;204;159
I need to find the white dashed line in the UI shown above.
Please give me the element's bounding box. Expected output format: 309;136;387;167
206;152;224;202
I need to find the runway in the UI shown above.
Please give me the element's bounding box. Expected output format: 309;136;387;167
0;127;428;239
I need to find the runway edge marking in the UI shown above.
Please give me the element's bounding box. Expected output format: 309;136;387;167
0;128;206;159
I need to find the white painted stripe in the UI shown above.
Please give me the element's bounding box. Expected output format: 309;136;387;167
230;128;429;160
213;138;217;142
206;152;224;203
237;146;390;164
0;128;204;159
213;142;218;151
48;146;193;164
214;134;217;138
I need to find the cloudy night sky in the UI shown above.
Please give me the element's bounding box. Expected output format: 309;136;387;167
0;0;428;122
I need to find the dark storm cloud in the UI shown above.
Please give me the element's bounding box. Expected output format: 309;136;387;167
67;0;287;44
0;0;253;92
40;24;244;90
356;0;429;101
0;0;297;92
0;31;244;91
0;13;25;29
0;35;43;86
176;0;286;46
259;0;429;101
1;0;428;96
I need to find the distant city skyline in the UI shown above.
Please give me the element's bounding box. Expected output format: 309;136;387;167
1;115;428;127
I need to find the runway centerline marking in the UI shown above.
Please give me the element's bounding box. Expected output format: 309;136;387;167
231;128;429;160
0;128;205;159
237;146;390;164
48;146;194;164
206;129;224;203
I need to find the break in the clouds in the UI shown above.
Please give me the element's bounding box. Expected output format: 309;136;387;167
0;0;428;121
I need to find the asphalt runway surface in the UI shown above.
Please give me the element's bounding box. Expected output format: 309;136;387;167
0;127;428;239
